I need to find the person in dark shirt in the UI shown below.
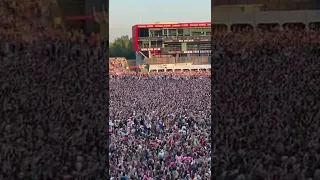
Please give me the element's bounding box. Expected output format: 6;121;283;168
120;172;127;180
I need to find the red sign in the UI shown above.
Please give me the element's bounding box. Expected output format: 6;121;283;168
150;50;160;55
136;22;211;28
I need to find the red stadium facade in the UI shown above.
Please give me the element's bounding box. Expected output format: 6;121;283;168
132;22;211;65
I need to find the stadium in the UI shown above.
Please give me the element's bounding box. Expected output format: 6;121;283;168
109;22;211;180
131;22;211;72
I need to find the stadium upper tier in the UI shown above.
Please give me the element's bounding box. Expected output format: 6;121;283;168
132;22;211;60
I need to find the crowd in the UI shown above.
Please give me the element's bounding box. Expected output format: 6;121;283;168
2;2;320;178
1;40;108;180
0;0;110;178
109;68;211;179
109;57;128;75
1;40;108;179
110;27;320;179
0;0;55;42
212;27;320;180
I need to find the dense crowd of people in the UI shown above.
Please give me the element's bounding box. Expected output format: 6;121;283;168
108;27;320;179
1;40;108;180
109;57;128;74
212;27;320;180
0;0;55;42
2;3;320;178
0;0;110;178
109;66;211;179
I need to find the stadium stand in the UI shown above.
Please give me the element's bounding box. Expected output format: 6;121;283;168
132;22;211;66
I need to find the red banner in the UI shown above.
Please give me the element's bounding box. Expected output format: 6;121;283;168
150;50;160;55
136;22;211;28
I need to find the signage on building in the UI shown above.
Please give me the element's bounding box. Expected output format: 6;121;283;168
167;50;211;54
140;48;161;51
178;39;194;42
137;23;211;28
183;50;212;54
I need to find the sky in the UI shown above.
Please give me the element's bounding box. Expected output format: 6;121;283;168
109;0;210;42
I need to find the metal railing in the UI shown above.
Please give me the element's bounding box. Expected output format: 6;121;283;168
138;35;210;42
144;56;210;65
138;45;162;48
163;35;210;42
